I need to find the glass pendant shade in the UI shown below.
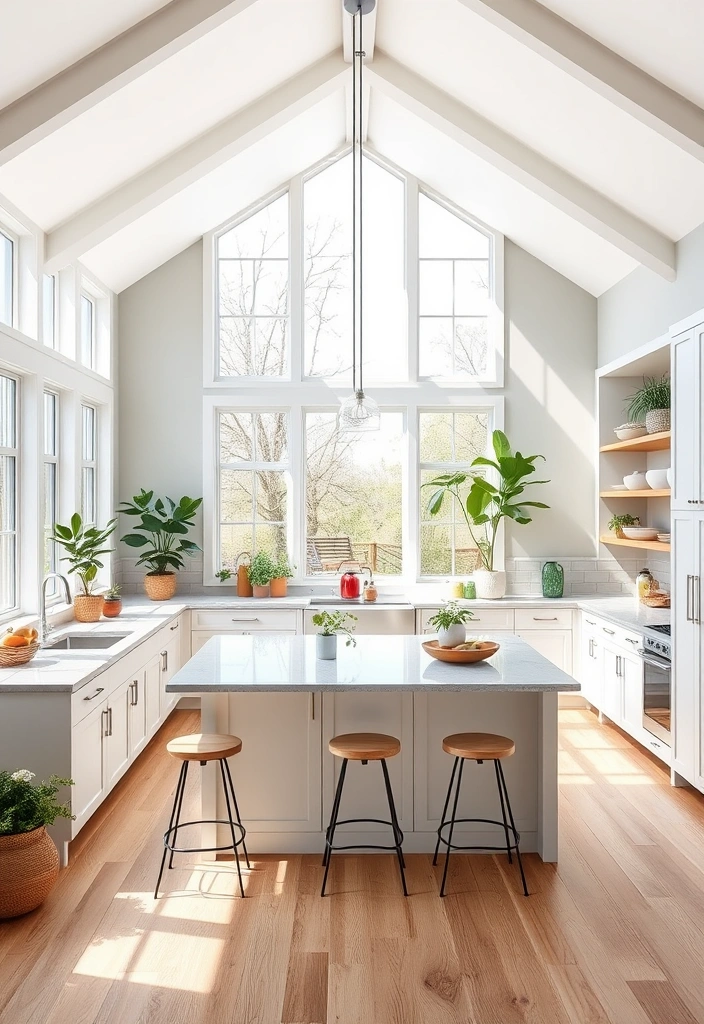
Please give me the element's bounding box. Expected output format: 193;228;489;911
338;390;381;432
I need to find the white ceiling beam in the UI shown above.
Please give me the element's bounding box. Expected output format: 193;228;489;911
456;0;704;162
0;0;262;166
44;54;348;271
342;0;378;63
368;54;676;281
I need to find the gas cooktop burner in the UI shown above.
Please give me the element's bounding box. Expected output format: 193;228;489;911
649;624;671;636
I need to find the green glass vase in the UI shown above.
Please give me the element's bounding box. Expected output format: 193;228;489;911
542;561;564;599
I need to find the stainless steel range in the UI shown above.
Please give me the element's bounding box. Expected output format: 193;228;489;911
639;624;671;744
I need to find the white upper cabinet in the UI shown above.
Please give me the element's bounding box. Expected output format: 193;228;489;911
671;322;704;509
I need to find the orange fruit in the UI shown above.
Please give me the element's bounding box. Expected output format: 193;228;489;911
1;633;30;648
14;627;38;641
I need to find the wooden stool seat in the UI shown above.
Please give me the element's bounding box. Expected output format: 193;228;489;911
166;733;243;762
442;732;515;760
329;732;401;761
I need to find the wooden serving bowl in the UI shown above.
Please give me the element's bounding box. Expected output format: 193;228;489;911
422;640;500;664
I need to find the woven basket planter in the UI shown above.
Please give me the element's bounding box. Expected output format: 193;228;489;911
0;827;59;919
73;594;104;623
144;573;177;601
645;408;670;433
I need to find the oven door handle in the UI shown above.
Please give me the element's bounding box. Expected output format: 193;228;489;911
637;649;671;671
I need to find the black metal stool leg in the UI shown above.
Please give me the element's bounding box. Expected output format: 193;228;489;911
380;758;407;895
223;757;250;869
494;759;513;864
433;756;459;866
321;758;348;896
155;760;188;898
439;757;465;898
219;759;245;898
168;759;190;869
497;760;529;897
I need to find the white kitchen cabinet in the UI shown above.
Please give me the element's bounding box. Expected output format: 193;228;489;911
160;632;181;714
128;671;147;757
621;650;644;736
671;322;704;510
105;677;132;790
192;628;297;653
600;642;624;726
672;511;703;787
517;630;572;673
71;698;107;831
579;616;603;709
145;655;162;737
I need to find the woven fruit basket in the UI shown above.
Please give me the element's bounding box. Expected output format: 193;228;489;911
0;629;41;668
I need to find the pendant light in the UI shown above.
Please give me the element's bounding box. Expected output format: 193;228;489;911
338;0;380;432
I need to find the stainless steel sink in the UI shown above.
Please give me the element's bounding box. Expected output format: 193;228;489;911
43;633;129;650
310;596;411;607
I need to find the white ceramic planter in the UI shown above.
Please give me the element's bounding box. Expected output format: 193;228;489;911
472;569;507;600
436;623;466;648
316;633;337;660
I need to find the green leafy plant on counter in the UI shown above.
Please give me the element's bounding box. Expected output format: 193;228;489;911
247;552;276;587
311;610;358;647
215;568;234;583
423;430;550;572
627;374;670;421
607;513;640;535
51;514;117;594
104;584;121;600
427;602;475;631
271;556;295;580
0;771;74;836
119;490;202;576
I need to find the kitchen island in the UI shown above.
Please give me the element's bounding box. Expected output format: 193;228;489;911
166;634;580;861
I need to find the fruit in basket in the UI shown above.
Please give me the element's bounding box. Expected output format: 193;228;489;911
453;641;485;651
1;631;31;647
13;627;38;641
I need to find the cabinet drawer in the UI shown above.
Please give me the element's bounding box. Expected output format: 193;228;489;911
72;678;111;725
597;620;641;653
515;609;573;630
191;609;298;631
419;607;514;633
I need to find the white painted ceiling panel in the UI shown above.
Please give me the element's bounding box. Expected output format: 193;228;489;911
369;91;637;296
81;91;346;292
376;0;704;240
0;0;339;229
0;0;173;108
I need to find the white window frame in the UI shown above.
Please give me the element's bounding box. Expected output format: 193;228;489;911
0;224;18;330
0;371;19;618
79;291;96;370
42;273;58;349
81;402;97;528
43;389;59;598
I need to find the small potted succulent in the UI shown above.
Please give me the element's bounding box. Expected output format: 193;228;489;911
119;490;202;601
627;374;670;434
102;584;122;618
52;513;117;622
311;610;357;660
0;770;74;919
248;551;276;598
270;555;294;598
427;602;475;648
607;513;640;539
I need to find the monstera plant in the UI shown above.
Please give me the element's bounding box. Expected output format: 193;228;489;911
119;490;202;601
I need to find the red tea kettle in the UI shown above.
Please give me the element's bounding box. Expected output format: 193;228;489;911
340;569;361;600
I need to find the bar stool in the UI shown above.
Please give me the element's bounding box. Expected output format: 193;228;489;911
433;732;529;898
154;733;250;899
322;732;407;897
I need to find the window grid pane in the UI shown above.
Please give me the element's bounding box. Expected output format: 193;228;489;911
0;231;13;328
80;294;95;369
44;392;59;595
43;274;56;348
0;373;18;614
81;404;97;527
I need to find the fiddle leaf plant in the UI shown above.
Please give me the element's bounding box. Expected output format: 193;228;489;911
119;490;202;576
52;513;117;595
423;430;550;572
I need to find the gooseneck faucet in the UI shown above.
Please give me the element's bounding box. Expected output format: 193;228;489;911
40;573;72;643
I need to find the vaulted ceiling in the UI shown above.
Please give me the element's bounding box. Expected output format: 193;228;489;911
1;0;703;295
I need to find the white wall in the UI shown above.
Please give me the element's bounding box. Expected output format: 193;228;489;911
117;237;597;567
598;221;704;366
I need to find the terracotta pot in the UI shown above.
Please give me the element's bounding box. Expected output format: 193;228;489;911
73;594;104;622
270;577;287;598
144;573;177;601
0;827;59;919
102;598;122;618
252;584;270;598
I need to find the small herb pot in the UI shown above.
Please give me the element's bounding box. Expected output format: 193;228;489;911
436;624;466;648
252;584;271;598
316;634;337;660
270;577;287;598
102;597;122;618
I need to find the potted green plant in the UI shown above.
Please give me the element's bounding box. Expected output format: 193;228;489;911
627;374;670;434
119;490;202;601
424;430;550;600
102;584;122;618
427;602;475;648
0;770;73;919
248;551;276;598
215;568;234;583
607;513;640;539
270;555;294;598
311;610;358;660
51;513;117;621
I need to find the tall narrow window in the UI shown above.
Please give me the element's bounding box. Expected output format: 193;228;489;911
419;411;489;576
217;194;289;378
0;373;18;614
218;411;289;565
43;275;56;348
305;411;403;576
304;155;405;381
419;194;491;381
81;404;97;527
0;230;13;328
80;293;95;369
43;391;59;596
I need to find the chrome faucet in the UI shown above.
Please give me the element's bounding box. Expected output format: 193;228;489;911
40;573;72;643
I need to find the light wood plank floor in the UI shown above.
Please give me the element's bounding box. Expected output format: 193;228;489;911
3;709;704;1023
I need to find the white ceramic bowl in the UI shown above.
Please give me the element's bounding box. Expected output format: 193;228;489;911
645;469;670;490
614;425;647;441
623;471;649;490
622;527;659;540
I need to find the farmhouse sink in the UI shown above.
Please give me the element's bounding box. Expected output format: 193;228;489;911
43;633;129;650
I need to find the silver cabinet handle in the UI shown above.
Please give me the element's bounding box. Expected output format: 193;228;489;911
107;706;113;736
625;637;639;646
696;576;701;625
130;680;139;706
588;638;593;658
585;618;596;625
161;650;168;672
83;686;105;701
231;617;260;622
686;575;694;622
533;616;558;621
101;708;109;737
602;627;615;635
170;623;179;631
310;693;315;720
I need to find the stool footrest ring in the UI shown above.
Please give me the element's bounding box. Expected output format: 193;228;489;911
163;819;247;856
436;817;520;854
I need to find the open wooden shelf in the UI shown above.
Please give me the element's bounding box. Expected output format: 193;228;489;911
599;430;670;453
600;534;671;553
599;489;670;499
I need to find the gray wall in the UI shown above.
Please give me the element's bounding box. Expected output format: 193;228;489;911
598;221;704;366
117;237;598;562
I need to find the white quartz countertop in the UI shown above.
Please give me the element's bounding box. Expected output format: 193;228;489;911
578;598;670;635
166;633;581;693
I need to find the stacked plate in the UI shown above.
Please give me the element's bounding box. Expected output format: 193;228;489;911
657;532;671;543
